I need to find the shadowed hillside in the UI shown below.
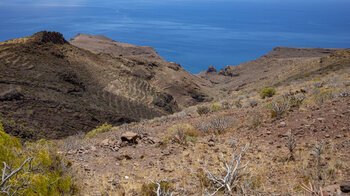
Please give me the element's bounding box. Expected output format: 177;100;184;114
0;31;212;140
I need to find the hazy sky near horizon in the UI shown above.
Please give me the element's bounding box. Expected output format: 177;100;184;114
0;0;349;73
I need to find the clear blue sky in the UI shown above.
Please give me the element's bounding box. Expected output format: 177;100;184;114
0;0;349;73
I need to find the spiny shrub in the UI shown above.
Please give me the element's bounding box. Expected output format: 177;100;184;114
311;88;337;105
197;106;210;116
85;122;112;138
284;93;306;108
166;124;200;145
196;116;235;134
268;98;289;119
247;114;262;129
247;99;260;108
260;87;276;99
0;123;77;195
234;99;243;108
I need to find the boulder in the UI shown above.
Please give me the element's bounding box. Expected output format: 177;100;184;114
340;182;350;193
206;65;217;73
121;131;140;144
100;139;110;146
0;88;23;101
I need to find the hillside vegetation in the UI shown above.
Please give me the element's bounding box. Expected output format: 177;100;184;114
1;31;350;195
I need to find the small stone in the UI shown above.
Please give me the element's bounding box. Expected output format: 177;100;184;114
125;176;129;179
100;139;110;146
67;150;76;155
340;182;350;193
208;141;215;147
115;154;132;161
335;135;342;139
279;122;286;127
317;118;325;122
162;150;171;156
121;132;140;143
182;151;190;157
278;133;289;138
266;131;272;135
160;167;174;173
325;135;330;138
90;146;97;151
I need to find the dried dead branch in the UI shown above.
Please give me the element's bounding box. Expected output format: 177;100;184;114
301;181;324;196
150;178;173;196
1;157;42;196
205;144;250;195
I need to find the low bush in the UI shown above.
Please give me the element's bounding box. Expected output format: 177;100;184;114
196;116;235;135
311;88;337;105
283;93;306;108
247;99;260;108
210;104;222;112
85;122;112;138
220;101;231;110
247;114;262;129
0;123;77;195
234;99;243;108
59;132;93;152
166;124;200;145
260;87;276;99
268;98;289;119
197;106;210;115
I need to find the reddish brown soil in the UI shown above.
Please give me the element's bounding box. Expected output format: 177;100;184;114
64;97;350;195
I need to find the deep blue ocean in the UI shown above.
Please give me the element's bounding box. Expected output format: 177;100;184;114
0;0;349;73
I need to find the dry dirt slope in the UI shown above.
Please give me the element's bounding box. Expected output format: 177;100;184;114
0;31;212;140
198;47;346;94
58;49;350;195
61;80;350;196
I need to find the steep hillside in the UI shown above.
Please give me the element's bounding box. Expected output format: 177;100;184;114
70;33;214;106
0;31;211;140
59;58;350;195
198;47;347;95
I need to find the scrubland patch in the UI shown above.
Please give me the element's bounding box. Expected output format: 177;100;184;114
0;123;77;195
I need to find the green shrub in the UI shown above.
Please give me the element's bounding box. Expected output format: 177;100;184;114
311;88;337;105
211;104;222;112
0;123;77;195
85;122;112;138
260;87;276;99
